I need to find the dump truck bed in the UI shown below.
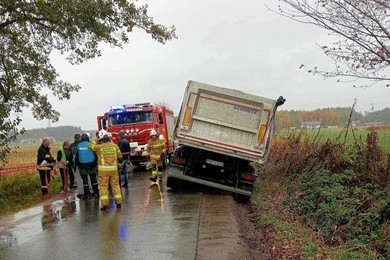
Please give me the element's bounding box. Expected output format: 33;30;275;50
174;81;277;163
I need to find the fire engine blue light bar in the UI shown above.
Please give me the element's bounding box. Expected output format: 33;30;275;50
110;105;125;110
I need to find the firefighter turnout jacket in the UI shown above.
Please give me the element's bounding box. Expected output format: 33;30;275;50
37;144;55;170
88;141;122;174
146;138;166;163
88;140;123;207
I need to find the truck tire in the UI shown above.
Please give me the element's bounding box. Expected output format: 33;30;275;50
234;181;253;203
234;193;250;203
131;161;140;166
167;176;182;190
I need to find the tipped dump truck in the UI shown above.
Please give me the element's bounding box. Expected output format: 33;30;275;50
167;80;285;200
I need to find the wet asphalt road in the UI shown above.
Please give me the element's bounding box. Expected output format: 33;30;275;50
0;166;204;260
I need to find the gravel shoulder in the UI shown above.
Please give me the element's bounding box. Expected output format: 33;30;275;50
197;194;269;260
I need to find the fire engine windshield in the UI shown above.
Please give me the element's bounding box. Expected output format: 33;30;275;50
108;111;153;126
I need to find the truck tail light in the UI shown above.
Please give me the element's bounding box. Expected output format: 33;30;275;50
171;156;186;166
241;172;257;181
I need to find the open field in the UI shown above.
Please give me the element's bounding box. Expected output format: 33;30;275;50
277;127;390;151
1;143;61;168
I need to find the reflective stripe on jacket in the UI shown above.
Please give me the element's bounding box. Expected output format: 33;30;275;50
146;138;166;156
88;141;122;173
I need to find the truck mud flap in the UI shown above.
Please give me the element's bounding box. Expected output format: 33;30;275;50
167;166;252;196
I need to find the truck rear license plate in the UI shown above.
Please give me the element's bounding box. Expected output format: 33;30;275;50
205;159;224;167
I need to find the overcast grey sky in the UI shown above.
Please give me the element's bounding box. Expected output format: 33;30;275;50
20;0;389;130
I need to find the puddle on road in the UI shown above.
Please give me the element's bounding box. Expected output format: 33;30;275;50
141;182;166;214
41;199;77;230
0;196;77;250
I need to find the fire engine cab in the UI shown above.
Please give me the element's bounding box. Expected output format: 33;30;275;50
97;103;175;165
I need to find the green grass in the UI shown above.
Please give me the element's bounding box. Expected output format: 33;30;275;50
278;128;390;151
0;171;63;215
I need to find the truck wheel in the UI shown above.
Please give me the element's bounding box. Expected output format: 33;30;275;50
234;193;250;203
167;177;182;190
234;182;253;203
131;161;140;166
162;154;170;169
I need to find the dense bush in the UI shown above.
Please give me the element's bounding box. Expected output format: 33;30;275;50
255;129;390;258
294;170;389;255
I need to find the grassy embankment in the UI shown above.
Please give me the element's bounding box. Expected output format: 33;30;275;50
253;127;390;259
0;144;63;215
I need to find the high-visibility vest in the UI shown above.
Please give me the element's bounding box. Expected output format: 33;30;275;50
57;146;66;169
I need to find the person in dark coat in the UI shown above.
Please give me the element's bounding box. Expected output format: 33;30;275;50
70;134;83;197
37;138;55;196
117;130;130;187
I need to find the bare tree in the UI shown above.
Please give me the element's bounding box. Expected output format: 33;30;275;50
272;0;390;88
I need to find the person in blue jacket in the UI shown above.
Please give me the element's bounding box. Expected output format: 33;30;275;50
75;133;99;199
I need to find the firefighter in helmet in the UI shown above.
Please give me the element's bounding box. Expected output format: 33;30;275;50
147;129;166;182
88;129;123;210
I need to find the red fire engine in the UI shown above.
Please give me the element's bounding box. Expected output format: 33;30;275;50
97;103;175;165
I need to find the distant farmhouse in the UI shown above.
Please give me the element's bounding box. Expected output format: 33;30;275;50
301;121;321;129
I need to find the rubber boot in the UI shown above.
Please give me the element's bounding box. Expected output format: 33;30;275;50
158;166;163;181
82;185;91;200
92;184;99;198
149;165;157;182
41;187;48;196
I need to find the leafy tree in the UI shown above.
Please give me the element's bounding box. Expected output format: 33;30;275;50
0;0;177;162
273;0;390;87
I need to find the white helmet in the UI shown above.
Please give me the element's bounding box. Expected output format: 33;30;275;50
150;129;158;137
98;129;109;140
